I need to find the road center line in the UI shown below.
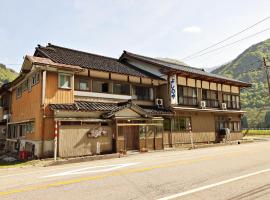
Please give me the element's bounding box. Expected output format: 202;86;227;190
157;168;270;200
0;151;247;196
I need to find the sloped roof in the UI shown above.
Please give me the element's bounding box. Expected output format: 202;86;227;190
34;44;160;79
49;101;173;118
121;51;251;87
50;101;118;112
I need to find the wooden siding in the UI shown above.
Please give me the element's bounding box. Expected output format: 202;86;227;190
129;76;141;83
210;82;217;90
59;125;112;157
231;86;240;94
202;81;210;89
178;76;186;86
45;72;74;104
196;80;201;88
90;70;109;79
222;84;231;92
141;77;152;85
11;79;42;140
187;78;196;87
111;73;128;81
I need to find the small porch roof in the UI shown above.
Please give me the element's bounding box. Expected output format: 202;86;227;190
49;100;173;119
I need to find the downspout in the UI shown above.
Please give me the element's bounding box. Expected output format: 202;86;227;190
41;70;46;157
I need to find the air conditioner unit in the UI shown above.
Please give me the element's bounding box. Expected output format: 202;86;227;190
200;101;206;109
3;114;10;120
155;98;164;108
221;103;227;110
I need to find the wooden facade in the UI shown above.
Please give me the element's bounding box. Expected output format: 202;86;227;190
3;46;250;158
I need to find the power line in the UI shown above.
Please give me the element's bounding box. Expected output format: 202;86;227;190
183;27;270;61
3;64;21;66
182;16;270;60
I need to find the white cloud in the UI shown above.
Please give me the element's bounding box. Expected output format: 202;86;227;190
183;26;202;33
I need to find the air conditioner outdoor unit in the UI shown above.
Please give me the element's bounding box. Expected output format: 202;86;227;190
221;103;227;110
200;101;206;109
155;98;164;108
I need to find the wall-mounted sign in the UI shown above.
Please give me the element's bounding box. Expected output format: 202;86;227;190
170;74;178;104
87;127;107;138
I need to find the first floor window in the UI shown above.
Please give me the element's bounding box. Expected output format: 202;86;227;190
163;118;171;131
172;116;191;132
59;73;72;89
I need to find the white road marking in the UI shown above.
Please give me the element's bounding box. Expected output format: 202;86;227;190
41;162;140;178
157;168;270;200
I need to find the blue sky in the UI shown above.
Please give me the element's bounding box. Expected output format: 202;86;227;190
1;0;270;72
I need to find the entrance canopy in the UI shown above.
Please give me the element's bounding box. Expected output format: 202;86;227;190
49;100;173;119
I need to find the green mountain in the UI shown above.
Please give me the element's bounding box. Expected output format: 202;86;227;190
212;38;270;127
0;63;18;86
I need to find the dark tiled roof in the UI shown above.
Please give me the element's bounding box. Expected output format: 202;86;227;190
50;101;118;112
50;101;173;117
34;44;157;78
121;51;251;87
140;105;174;116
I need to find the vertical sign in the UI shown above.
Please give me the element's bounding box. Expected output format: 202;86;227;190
170;74;178;104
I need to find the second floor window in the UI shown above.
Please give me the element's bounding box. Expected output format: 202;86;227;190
59;73;72;89
202;89;219;108
78;79;89;91
133;86;153;100
16;85;22;98
223;94;240;109
178;86;197;106
113;83;130;95
92;80;109;93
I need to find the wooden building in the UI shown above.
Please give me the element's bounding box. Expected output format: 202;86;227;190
4;44;251;158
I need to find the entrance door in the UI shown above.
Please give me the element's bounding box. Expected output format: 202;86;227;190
123;126;139;150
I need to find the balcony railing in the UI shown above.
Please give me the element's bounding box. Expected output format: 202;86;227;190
223;101;241;110
179;96;197;106
204;99;219;108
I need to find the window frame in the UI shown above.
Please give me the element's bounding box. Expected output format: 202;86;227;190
178;85;197;106
58;73;73;89
132;85;153;101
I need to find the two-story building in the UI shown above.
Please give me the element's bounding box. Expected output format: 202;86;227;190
6;44;251;158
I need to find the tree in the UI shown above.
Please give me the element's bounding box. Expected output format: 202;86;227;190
264;111;270;128
241;115;249;129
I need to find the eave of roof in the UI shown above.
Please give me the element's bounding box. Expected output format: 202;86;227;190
50;101;174;118
121;51;251;87
34;44;159;79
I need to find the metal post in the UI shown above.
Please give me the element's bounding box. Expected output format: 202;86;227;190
54;120;58;162
263;57;270;99
189;122;194;149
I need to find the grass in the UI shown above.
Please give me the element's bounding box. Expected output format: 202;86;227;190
0;160;37;169
242;129;270;136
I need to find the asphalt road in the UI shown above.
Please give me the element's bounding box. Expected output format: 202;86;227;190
1;140;270;200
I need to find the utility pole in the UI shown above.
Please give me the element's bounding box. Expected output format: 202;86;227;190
263;57;270;99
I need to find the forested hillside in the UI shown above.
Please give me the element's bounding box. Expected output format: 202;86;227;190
0;63;18;86
212;38;270;127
